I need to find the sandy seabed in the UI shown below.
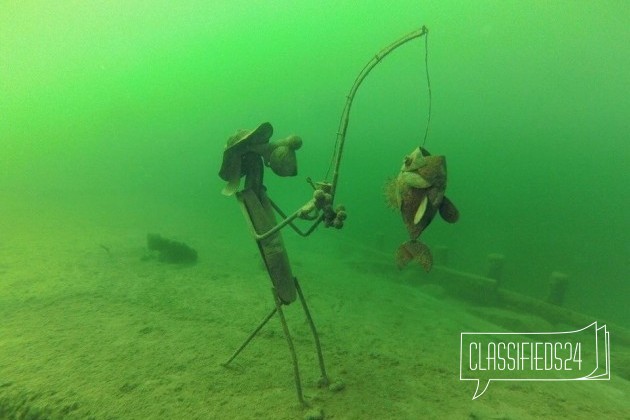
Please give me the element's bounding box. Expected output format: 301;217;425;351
1;193;628;420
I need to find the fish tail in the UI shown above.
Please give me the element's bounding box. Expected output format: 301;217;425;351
396;240;433;272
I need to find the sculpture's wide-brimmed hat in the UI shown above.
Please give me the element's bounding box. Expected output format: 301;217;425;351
219;122;273;195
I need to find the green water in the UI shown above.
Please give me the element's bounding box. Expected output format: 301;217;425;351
1;1;628;418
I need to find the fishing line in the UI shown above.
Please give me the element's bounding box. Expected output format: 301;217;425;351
421;30;432;148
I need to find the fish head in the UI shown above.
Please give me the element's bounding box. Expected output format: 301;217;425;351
400;147;427;172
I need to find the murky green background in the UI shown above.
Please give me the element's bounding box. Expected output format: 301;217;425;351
1;0;628;329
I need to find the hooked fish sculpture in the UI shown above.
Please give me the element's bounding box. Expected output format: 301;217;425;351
386;147;459;271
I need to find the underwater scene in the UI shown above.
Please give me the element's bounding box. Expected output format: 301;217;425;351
1;1;629;419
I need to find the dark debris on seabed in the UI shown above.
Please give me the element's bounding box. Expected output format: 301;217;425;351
144;233;198;265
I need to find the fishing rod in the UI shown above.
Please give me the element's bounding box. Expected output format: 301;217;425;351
327;25;430;200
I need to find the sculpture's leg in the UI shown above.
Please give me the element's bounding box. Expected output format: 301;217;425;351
272;287;306;406
222;307;277;367
295;278;329;386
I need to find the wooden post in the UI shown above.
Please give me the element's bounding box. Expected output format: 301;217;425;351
486;253;505;288
546;271;569;306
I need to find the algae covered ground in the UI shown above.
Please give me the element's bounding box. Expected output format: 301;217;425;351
1;193;629;419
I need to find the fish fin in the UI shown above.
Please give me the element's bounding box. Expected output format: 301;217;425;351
396;240;433;272
400;171;431;188
384;178;399;209
414;196;428;225
439;196;459;223
396;242;414;269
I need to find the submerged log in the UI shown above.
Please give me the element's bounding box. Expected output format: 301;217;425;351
429;265;630;346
